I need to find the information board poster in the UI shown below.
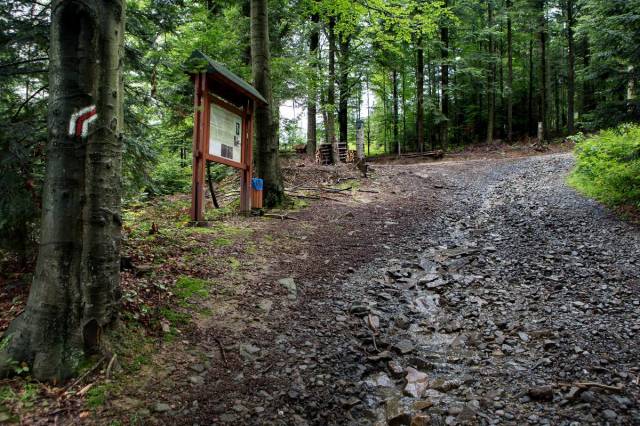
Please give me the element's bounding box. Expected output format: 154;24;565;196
209;103;242;163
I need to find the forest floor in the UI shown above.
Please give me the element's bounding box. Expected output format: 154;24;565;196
1;141;639;425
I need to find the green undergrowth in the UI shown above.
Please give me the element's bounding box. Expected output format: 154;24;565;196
569;123;640;209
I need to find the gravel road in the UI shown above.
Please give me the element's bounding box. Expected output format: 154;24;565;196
176;153;640;425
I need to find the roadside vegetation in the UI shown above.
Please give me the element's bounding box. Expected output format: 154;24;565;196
570;124;640;212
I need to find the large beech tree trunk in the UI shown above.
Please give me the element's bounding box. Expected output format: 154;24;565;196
251;0;284;206
0;0;125;382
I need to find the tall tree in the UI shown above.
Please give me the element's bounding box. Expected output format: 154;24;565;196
506;0;513;142
565;0;575;134
486;0;495;144
392;69;400;155
326;17;338;162
338;34;351;146
537;0;548;141
251;0;284;206
416;38;425;152
440;0;449;148
0;0;125;381
306;11;320;156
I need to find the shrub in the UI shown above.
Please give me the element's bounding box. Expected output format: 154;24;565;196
569;123;640;208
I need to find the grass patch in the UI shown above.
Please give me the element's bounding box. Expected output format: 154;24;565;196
160;308;190;326
213;237;232;247
175;276;211;303
86;384;112;409
569;123;640;208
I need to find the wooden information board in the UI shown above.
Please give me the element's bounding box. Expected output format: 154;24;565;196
186;50;267;222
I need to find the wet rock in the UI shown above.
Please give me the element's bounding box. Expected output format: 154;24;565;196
602;409;617;421
153;402;171;413
365;372;394;387
393;339;415;355
385;398;412;426
189;375;204;385
190;364;205;373
580;390;595;403
410;414;431;426
528;385;554;401
239;343;261;362
257;299;273;314
404;367;429;398
278;278;297;300
349;303;369;316
388;360;405;378
413;400;433;411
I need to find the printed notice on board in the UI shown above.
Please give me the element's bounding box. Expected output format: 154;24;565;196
209;103;242;162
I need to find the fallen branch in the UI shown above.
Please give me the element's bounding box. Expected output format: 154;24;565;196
357;189;380;194
105;354;118;380
214;338;228;366
61;356;106;395
263;213;297;221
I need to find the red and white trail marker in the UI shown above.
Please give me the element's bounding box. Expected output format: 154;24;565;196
68;105;97;139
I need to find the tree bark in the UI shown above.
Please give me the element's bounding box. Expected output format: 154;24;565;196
486;0;495;144
306;12;320;156
538;0;548;142
440;0;449;150
251;0;284;206
507;0;513;142
566;0;575;134
338;34;350;147
392;69;399;156
528;37;534;136
416;40;425;152
0;0;125;382
326;17;338;163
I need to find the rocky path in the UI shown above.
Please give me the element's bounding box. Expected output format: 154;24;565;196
160;153;639;425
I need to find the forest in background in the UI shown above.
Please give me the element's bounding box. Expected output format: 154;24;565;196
1;0;639;258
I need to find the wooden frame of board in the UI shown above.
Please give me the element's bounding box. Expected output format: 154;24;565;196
187;51;266;222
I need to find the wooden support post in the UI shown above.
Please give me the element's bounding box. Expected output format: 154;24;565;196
191;73;207;223
239;99;252;213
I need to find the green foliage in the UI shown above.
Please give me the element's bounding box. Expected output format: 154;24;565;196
174;276;211;303
86;384;112;409
569;124;640;207
146;154;192;197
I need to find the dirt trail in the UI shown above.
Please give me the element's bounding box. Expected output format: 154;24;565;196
122;153;639;425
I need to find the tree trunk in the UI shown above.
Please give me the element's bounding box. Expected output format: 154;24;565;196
326;17;338;162
538;0;548;142
566;0;575;134
486;0;495;144
416;40;425;152
528;37;534;136
392;69;399;156
0;0;125;382
306;12;320;156
338;34;350;146
440;0;449;150
507;0;513;142
251;0;283;206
